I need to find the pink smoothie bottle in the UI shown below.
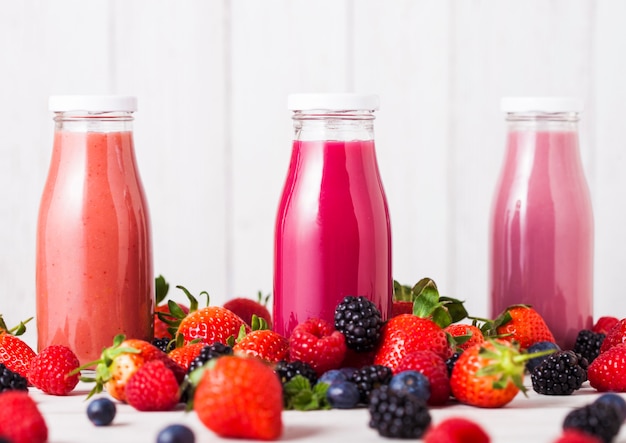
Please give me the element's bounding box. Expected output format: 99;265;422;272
489;97;594;350
273;93;392;338
36;96;154;365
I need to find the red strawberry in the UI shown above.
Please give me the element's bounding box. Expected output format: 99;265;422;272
373;314;453;371
424;417;490;443
288;318;346;376
233;329;289;364
553;429;603;443
0;391;48;443
599;318;626;353
167;342;206;372
125;359;181;411
391;300;413;317
445;324;485;352
0;316;37;379
592;316;619;335
177;306;250;345
395;350;450;406
224;292;273;329
27;344;80;395
588;342;626;392
450;340;528;408
493;304;555;350
194;355;283;440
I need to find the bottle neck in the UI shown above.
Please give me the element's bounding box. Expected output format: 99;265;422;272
292;110;375;141
54;111;134;132
505;112;579;132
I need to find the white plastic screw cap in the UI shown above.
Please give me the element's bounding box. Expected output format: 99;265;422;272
49;95;138;112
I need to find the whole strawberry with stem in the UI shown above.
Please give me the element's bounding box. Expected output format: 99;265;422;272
489;304;555;350
0;315;37;379
28;344;80;395
193;355;283;440
450;339;546;408
233;316;289;364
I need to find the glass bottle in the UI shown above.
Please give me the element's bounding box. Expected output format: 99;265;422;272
36;95;154;365
273;93;392;338
489;97;594;350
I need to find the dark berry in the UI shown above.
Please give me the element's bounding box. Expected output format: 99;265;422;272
445;351;462;377
86;397;116;426
319;369;348;387
594;393;626;422
334;295;383;352
0;363;28;392
326;380;360;409
368;384;431;438
573;329;605;364
187;342;233;374
275;360;318;387
389;370;430;403
156;424;196;443
349;364;393;405
526;341;561;373
563;402;622;443
531;350;588;395
152;337;171;353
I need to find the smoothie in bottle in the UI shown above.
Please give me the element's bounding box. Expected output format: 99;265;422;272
36;96;153;364
273;93;392;338
489;97;594;350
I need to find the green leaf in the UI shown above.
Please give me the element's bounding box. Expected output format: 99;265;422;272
155;275;169;305
283;375;330;411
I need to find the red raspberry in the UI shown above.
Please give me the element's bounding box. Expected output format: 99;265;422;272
599;318;626;353
396;349;451;406
553;429;603;443
125;359;181;411
424;417;490;443
592;316;619;335
27;344;80;396
0;391;48;443
288;318;346;376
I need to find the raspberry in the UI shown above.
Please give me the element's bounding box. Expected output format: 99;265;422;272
334;295;383;352
349;364;393;405
531;350;588;395
288;318;346;376
592;316;619;335
573;330;605;364
125;359;181;411
0;391;48;443
27;344;80;396
396;350;451;406
368;384;431;438
563;402;621;443
424;417;490;443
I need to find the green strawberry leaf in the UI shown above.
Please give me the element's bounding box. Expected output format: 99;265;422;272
155;274;169;305
283;375;330;411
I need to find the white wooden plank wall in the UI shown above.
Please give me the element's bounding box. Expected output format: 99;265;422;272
1;0;624;350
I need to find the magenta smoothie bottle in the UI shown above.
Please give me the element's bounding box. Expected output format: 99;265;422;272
489;97;594;350
273;93;392;338
36;96;154;365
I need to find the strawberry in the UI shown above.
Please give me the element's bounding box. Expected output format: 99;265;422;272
449;339;529;408
223;291;273;329
233;329;289;364
492;304;555;350
0;391;48;443
0;316;37;379
125;359;181;411
592;316;619;335
391;300;413;317
444;324;485;352
155;303;190;339
288;318;346;376
167;342;206;372
599;318;626;353
177;306;250;345
27;344;80;395
424;417;490;443
373;314;453;371
193;355;283;440
395;350;450;406
553;429;603;443
78;334;184;402
588;342;626;392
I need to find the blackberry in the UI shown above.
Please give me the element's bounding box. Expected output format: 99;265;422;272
563;402;622;443
573;329;605;364
274;360;318;387
152;337;171;353
445;351;462;377
0;363;27;392
187;342;233;374
526;340;561;374
531;350;588;395
368;385;431;438
349;364;393;405
334;295;383;352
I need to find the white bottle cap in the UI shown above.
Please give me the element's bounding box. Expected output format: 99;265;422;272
288;93;379;111
49;95;137;112
501;97;583;113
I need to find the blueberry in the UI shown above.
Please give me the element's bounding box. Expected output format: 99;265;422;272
526;341;560;373
156;424;195;443
388;370;430;402
594;393;626;422
326;380;360;409
319;369;348;386
86;397;116;426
